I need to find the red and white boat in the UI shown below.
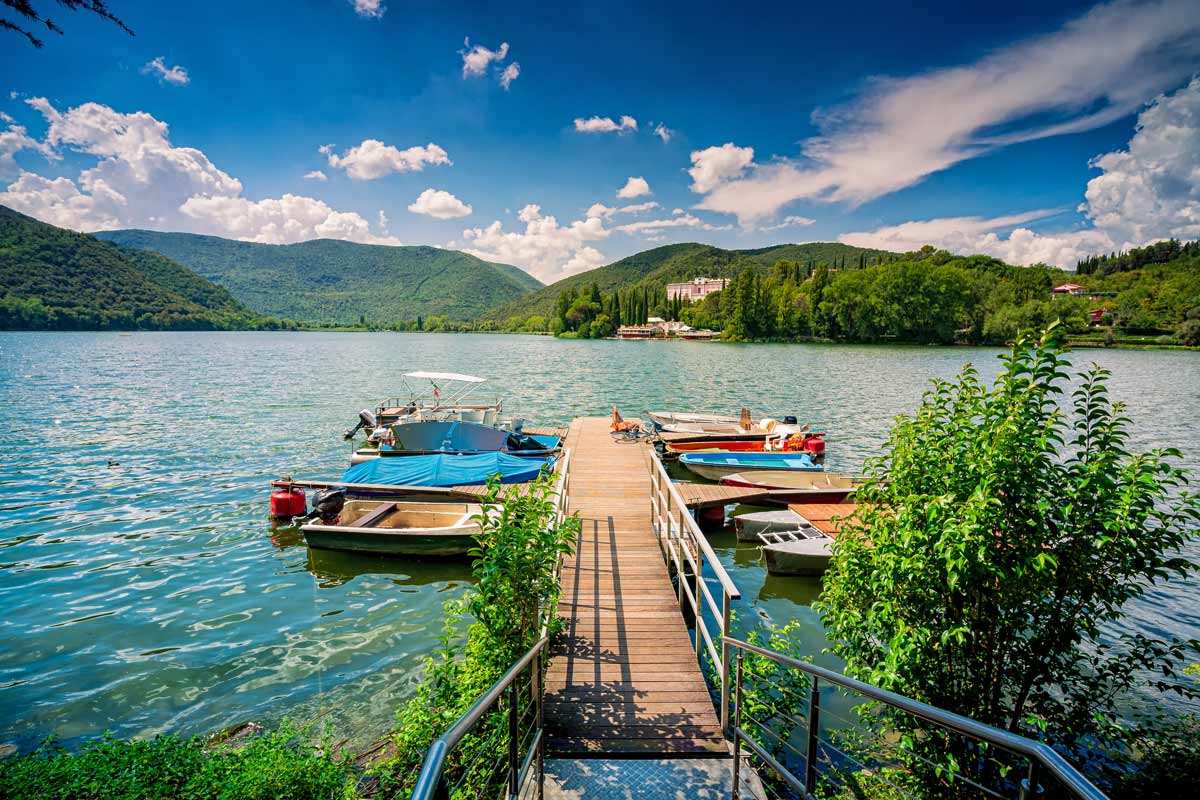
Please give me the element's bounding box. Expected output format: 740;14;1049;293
666;432;826;459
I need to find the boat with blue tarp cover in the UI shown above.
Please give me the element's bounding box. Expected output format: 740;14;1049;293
350;420;561;464
678;450;823;481
341;452;554;487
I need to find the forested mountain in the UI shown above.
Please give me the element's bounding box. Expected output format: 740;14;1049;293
0;206;278;330
486;241;889;321
95;229;542;325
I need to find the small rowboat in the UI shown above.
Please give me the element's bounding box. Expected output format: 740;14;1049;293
678;451;822;481
734;509;805;541
301;500;491;557
647;411;740;429
763;537;833;576
720;470;862;503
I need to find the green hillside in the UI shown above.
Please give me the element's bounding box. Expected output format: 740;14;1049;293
0;206;275;330
96;229;542;325
486;241;891;321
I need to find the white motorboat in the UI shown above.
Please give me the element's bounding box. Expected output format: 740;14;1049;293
345;372;505;440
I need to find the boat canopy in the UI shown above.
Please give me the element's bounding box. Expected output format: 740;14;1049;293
403;371;486;383
341;452;552;487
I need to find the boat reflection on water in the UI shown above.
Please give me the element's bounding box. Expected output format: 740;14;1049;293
304;545;474;588
759;572;822;605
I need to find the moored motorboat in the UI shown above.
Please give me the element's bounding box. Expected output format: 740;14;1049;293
350;421;560;463
342;451;554;487
666;432;825;459
733;509;805;541
301;499;491;556
763;536;833;576
344;372;504;440
678;451;822;481
719;470;862;503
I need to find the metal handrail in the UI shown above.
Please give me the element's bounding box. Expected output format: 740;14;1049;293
411;635;549;800
646;447;741;732
725;636;1108;800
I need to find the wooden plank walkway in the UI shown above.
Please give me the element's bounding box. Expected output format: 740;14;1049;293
544;417;727;757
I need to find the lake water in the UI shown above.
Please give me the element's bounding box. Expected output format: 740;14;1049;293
1;332;1197;749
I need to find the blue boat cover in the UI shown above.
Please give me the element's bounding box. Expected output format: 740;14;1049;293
341;452;554;487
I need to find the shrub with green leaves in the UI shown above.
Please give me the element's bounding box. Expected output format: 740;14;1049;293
375;472;579;797
817;324;1200;792
0;724;357;800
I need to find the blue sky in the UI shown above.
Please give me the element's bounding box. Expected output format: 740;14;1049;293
2;0;1199;283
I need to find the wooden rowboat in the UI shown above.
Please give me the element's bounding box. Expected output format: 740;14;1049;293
719;470;862;503
301;500;492;557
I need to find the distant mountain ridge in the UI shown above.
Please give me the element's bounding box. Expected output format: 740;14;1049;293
485;241;893;320
95;229;543;325
0;206;273;330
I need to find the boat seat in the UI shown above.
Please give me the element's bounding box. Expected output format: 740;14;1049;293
348;502;397;528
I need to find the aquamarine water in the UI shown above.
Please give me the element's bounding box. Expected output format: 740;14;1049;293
1;332;1197;749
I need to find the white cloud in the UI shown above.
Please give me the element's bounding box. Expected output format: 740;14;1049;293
693;0;1200;224
141;57;190;86
672;208;684;215
1;122;56;178
461;203;610;282
616;176;650;198
760;215;817;231
500;62;520;89
378;209;389;230
614;214;733;236
351;0;385;18
180;194;400;245
461;39;509;78
839;76;1200;267
574;115;637;134
303;170;327;181
0;111;13;123
653;123;674;143
0;98;399;245
585;200;660;219
325;139;451;180
688;143;754;193
408;188;473;219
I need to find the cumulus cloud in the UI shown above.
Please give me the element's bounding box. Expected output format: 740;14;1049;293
616;176;650;199
500;62;520;89
760;215;817;231
653;122;674;143
325;139;451;180
141;57;190;86
0;98;398;245
0;111;14;123
461;203;610;282
614;214;733;236
574;115;638;134
585;200;660;219
461;39;509;78
352;0;385;18
1;122;55;178
840;77;1200;267
693;0;1200;224
303;170;327;181
408;188;473;219
688;143;754;193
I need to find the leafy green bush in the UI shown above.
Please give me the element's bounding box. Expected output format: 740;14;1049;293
818;324;1200;793
0;724;356;800
374;473;579;797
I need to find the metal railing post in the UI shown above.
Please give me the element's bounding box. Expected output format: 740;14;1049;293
694;545;705;664
535;651;544;800
805;676;821;796
1021;760;1042;800
720;591;732;733
507;682;520;799
732;651;744;800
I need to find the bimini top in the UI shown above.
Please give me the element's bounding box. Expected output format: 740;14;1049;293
341;452;552;487
403;371;486;383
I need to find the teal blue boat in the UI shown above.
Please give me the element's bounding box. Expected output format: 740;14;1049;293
678;451;822;481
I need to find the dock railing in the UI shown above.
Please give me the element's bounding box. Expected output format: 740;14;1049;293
647;447;741;733
725;636;1108;800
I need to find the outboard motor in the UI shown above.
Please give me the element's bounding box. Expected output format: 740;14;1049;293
306;487;346;524
783;415;798;425
344;408;379;440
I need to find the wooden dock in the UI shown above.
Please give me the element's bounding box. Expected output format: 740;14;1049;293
544;417;727;757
